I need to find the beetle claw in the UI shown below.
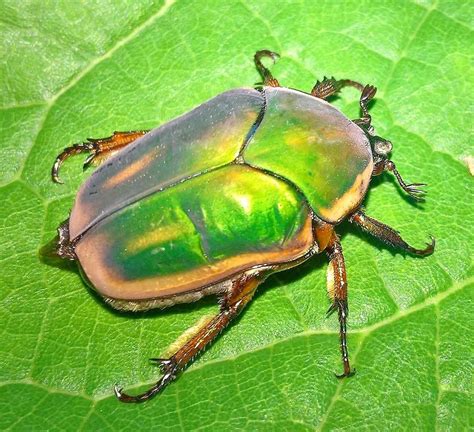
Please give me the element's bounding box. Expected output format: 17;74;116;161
404;182;427;200
410;236;435;256
335;368;356;379
114;368;177;403
52;142;96;184
113;384;124;398
384;161;429;201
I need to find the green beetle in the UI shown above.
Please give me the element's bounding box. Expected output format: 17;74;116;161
52;50;434;403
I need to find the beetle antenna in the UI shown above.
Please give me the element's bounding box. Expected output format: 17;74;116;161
254;50;280;87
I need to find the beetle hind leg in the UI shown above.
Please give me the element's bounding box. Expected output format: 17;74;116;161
52;130;149;184
326;231;355;378
115;272;267;403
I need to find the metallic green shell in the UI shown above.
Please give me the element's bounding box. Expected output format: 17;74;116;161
75;165;314;300
70;86;375;301
244;87;373;223
69;88;264;239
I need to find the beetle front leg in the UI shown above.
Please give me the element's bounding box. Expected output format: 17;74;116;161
311;78;362;99
326;232;355;378
311;79;376;127
52;130;149;184
254;50;281;87
114;272;266;403
349;210;435;256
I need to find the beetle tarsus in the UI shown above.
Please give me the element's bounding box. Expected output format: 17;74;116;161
350;210;435;256
384;160;427;200
312;77;364;99
114;370;177;403
325;233;355;385
357;84;377;126
335;368;356;379
52;142;96;184
51;130;149;184
254;50;281;87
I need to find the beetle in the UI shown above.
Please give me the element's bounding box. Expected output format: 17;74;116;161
51;50;434;403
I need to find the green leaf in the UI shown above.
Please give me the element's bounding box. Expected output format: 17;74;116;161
1;0;472;430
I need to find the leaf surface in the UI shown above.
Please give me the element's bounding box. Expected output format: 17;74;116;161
1;0;472;430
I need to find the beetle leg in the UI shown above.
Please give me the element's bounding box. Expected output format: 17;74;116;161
114;271;267;403
355;84;377;127
382;160;427;201
325;231;355;378
311;78;364;98
349;210;435;256
311;77;342;99
52;130;149;184
254;50;281;87
311;79;376;126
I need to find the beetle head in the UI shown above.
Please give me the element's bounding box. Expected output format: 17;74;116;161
368;134;393;174
372;135;392;157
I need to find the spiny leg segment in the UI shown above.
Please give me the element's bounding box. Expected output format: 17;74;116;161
52;130;149;184
311;77;376;127
115;271;267;403
349;210;435;256
326;231;354;378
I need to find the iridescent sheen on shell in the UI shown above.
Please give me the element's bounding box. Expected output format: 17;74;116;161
75;165;313;299
70;86;374;301
244;87;373;223
69;88;265;239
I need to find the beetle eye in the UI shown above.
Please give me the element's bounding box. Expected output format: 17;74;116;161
374;139;392;156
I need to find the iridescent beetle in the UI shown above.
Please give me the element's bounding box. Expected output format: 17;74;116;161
52;50;434;403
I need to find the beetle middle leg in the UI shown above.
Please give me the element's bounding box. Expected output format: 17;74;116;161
325;231;355;378
349;209;435;256
52;130;149;183
114;271;267;403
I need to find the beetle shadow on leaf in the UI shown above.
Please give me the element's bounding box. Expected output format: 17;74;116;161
38;235;216;318
259;252;327;299
381;172;426;209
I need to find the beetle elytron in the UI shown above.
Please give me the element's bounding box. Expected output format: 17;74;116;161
52;50;434;403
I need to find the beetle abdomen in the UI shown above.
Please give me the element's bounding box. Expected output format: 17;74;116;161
244;87;373;223
75;165;314;300
69;88;265;239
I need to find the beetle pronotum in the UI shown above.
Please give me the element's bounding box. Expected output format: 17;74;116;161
52;50;434;403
